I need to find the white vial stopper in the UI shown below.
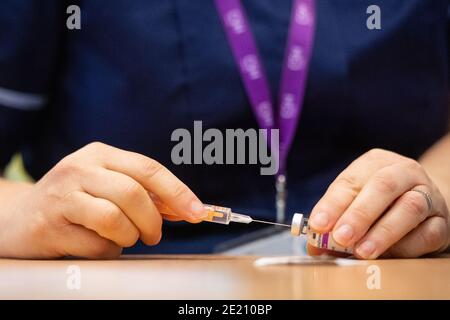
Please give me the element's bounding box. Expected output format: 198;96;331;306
290;213;305;236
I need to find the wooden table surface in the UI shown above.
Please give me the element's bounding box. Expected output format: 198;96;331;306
0;255;449;299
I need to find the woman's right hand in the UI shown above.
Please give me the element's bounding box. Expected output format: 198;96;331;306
0;142;207;259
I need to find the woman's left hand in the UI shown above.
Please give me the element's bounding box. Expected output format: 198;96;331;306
308;148;450;259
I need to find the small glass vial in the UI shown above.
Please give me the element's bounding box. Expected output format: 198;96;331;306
290;213;353;254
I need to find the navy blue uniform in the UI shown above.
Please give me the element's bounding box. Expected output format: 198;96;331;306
0;0;448;253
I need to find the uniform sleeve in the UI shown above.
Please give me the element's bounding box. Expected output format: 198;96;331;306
448;3;450;90
0;0;66;169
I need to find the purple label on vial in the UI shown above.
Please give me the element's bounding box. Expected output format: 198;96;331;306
322;233;329;248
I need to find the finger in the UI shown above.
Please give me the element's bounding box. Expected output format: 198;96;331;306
332;162;428;247
62;191;140;248
308;174;360;233
150;192;202;223
353;187;431;259
309;149;411;233
162;214;203;224
80;168;162;245
83;142;206;220
385;216;449;258
59;224;122;259
163;214;184;222
155;196;186;221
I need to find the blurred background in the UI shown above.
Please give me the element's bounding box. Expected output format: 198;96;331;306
4;155;32;182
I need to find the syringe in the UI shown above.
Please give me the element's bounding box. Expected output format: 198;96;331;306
203;206;353;254
203;204;290;228
148;191;290;228
154;197;352;255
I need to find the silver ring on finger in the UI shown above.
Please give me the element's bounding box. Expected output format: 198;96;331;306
411;189;433;213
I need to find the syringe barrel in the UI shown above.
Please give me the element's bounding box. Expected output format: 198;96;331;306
202;204;232;225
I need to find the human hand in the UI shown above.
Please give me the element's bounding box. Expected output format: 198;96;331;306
308;149;450;259
0;142;206;259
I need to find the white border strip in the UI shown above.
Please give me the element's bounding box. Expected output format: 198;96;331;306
0;86;47;110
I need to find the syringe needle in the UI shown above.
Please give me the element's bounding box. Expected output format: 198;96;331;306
251;219;291;228
231;211;291;227
203;205;293;228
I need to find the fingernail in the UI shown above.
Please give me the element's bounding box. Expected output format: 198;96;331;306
191;200;207;219
333;224;354;245
310;212;329;230
356;241;376;259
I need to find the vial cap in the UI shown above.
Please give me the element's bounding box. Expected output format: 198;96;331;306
291;213;304;236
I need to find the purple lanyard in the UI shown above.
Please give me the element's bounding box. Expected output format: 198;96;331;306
215;0;316;176
215;0;316;222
